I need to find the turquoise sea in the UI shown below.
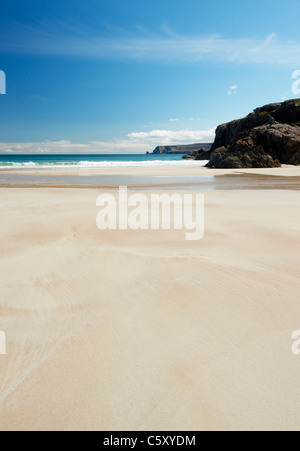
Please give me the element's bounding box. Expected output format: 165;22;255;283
0;154;207;169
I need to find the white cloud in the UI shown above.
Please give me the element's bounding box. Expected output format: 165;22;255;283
0;140;144;155
227;84;238;95
188;117;201;121
0;128;216;155
168;118;180;122
127;128;216;144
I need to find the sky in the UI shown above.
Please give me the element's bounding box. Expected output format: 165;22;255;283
0;0;300;154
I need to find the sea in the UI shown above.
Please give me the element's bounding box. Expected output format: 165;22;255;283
0;154;208;169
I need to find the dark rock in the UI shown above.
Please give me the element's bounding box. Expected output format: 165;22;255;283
254;123;300;164
211;112;274;151
195;149;211;161
288;151;300;165
272;99;300;125
182;152;197;159
182;149;211;160
254;99;300;124
207;99;300;168
207;146;280;169
254;103;282;115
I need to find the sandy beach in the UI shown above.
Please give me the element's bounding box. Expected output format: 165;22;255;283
0;167;300;431
2;0;300;433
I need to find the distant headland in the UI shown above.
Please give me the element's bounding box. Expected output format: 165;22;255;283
147;143;212;155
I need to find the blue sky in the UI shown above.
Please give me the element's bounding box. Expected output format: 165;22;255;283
0;0;300;153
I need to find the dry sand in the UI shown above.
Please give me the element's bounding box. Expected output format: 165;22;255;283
0;183;299;431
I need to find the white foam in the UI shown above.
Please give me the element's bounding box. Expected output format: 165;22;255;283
0;160;209;169
77;160;209;168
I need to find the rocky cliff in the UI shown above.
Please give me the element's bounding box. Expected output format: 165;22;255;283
151;143;212;154
206;99;300;168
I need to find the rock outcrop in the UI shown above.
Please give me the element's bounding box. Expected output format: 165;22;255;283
152;143;212;154
206;99;300;168
182;148;212;160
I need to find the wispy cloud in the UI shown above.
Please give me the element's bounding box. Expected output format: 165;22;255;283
0;141;90;155
250;32;276;54
0;128;216;155
0;140;144;155
1;25;300;65
168;118;180;122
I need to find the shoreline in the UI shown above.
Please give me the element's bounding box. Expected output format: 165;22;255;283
1;164;300;177
0;165;299;190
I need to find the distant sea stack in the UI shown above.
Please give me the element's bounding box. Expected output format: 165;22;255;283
206;99;300;168
151;143;212;155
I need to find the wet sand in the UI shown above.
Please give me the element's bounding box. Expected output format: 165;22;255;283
0;165;300;190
